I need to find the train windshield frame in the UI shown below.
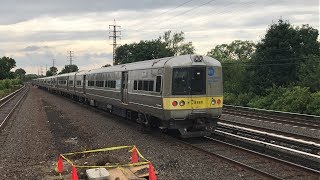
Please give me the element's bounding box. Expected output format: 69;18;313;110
172;67;206;95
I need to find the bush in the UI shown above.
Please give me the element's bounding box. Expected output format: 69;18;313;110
0;79;23;98
270;86;312;113
224;92;237;104
306;91;320;115
248;86;287;109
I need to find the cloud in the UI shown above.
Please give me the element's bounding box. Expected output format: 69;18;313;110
1;0;318;74
21;45;50;51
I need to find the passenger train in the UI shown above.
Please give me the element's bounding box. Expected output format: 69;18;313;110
33;54;223;137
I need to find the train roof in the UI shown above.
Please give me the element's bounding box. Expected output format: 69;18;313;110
77;54;221;75
36;55;221;79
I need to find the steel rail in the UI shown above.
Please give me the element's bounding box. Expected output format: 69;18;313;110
204;136;320;176
223;105;320;128
0;85;29;130
176;138;284;180
223;108;320;129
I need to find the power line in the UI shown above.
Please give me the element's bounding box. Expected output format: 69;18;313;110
109;19;121;65
124;0;194;30
221;56;320;67
134;0;217;32
125;0;255;39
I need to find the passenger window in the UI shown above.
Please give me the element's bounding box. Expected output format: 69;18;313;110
143;80;148;91
148;81;154;91
138;80;143;90
156;76;161;92
134;80;137;90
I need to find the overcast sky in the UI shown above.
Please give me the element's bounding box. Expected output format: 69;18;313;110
0;0;318;74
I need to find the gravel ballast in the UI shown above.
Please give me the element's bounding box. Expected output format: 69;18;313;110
1;87;261;179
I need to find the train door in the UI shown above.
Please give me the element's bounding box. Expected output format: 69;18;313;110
66;76;69;91
83;75;86;94
121;71;128;104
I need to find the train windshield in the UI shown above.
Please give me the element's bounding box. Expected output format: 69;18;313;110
172;67;206;95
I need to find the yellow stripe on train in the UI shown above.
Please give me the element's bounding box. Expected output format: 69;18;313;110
163;96;223;110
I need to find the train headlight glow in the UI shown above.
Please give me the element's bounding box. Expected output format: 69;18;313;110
179;100;185;106
211;99;216;105
172;101;178;106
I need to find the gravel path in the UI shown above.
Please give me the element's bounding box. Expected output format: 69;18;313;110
0;87;263;179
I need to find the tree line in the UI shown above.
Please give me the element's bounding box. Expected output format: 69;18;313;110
0;55;80;81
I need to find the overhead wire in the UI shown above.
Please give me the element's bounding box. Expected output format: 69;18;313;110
122;0;194;31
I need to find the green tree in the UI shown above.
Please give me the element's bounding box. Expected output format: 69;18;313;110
250;19;320;94
298;55;320;92
24;74;39;81
115;39;174;65
306;91;320;115
207;40;255;62
0;56;16;79
14;68;26;79
207;40;255;95
46;66;58;76
60;65;78;74
160;31;195;55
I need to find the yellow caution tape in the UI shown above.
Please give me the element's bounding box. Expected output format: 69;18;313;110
59;145;150;169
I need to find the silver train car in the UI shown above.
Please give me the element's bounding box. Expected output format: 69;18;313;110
34;54;223;137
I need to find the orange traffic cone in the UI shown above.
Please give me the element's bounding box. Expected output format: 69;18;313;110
131;147;139;163
149;162;157;180
71;166;78;180
57;155;63;173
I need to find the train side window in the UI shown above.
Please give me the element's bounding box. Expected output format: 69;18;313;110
148;80;154;91
105;81;108;87
134;80;137;90
108;80;116;88
69;80;73;85
156;76;161;92
88;81;95;86
96;81;104;87
138;80;143;90
77;81;81;86
143;80;148;91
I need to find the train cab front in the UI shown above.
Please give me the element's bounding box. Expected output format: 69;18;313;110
163;57;223;138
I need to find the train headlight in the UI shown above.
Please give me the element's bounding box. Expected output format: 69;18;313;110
217;99;221;104
211;99;216;105
179;100;185;106
172;101;178;106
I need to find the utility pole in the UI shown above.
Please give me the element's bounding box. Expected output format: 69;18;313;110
46;64;47;73
68;51;74;65
40;66;43;76
52;59;56;75
109;19;121;65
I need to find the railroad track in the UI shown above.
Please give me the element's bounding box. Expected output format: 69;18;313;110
223;104;320;130
214;123;320;168
218;119;320;144
0;85;29;131
178;136;320;180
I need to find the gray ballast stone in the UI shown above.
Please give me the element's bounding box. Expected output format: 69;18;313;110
86;168;110;180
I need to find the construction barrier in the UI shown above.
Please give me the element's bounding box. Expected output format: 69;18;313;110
55;145;156;180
